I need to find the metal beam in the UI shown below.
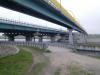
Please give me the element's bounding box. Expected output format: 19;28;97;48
0;0;86;33
0;22;66;35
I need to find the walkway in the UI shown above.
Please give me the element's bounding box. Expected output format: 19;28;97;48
23;47;47;75
41;46;100;75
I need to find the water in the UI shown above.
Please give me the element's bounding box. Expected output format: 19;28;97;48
0;39;50;42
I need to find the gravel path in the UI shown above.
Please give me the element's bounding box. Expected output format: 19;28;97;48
41;46;100;75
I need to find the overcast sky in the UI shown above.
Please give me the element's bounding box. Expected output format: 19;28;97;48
57;0;100;34
0;6;67;31
0;0;100;34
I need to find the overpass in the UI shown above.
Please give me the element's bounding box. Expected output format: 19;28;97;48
0;0;86;33
0;17;66;42
0;0;87;45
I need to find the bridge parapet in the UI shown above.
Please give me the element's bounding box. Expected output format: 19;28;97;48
0;17;66;34
0;17;41;28
75;43;100;51
45;0;85;32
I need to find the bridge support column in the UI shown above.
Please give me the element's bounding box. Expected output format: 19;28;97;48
25;35;32;42
8;35;15;41
4;33;15;42
33;36;35;42
80;33;87;43
83;34;87;43
38;36;43;42
68;29;73;45
50;35;55;42
60;35;66;42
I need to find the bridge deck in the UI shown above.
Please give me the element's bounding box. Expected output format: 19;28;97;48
0;0;86;33
0;18;66;34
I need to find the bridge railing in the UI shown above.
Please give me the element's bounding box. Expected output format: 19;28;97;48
0;17;33;27
44;0;60;11
74;43;100;51
0;41;72;49
0;17;66;33
45;42;71;48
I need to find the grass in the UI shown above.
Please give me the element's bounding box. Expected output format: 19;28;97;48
23;46;49;75
0;48;32;75
32;62;47;75
67;64;94;75
28;46;47;52
54;68;61;75
19;46;51;53
0;46;48;75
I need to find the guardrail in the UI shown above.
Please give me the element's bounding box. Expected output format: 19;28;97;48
75;43;100;51
45;42;71;48
0;41;71;49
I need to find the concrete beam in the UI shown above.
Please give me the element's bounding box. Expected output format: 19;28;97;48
4;33;15;41
38;36;43;42
33;36;35;42
50;35;55;42
25;35;32;42
68;29;73;45
6;35;15;41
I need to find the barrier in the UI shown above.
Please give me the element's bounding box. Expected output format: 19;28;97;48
0;41;47;49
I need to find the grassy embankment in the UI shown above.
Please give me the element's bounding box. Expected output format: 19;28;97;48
0;48;32;75
0;46;47;75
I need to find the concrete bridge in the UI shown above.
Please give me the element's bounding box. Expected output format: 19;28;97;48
0;17;68;42
74;43;100;52
0;0;86;33
0;0;87;49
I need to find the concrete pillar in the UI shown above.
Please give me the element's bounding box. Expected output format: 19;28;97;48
50;35;55;42
26;35;32;42
82;34;85;43
80;33;86;43
68;29;73;45
8;35;15;41
60;35;66;42
33;36;35;42
38;36;43;42
85;35;88;43
56;34;61;42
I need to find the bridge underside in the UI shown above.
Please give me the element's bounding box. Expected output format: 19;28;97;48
0;22;68;42
0;0;85;33
0;23;66;35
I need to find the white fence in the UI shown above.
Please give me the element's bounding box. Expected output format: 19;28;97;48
0;41;47;49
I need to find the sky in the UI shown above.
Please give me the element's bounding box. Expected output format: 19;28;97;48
0;6;67;31
0;0;100;34
57;0;100;34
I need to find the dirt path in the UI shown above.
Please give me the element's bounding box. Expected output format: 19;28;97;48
41;46;100;75
24;47;47;75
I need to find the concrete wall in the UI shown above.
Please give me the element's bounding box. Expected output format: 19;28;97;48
73;33;100;43
0;45;19;57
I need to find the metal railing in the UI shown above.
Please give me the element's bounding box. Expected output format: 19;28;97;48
0;41;47;49
0;17;66;33
74;43;100;52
